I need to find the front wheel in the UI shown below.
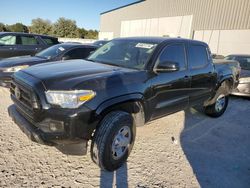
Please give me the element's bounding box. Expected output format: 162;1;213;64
204;86;229;117
90;111;136;171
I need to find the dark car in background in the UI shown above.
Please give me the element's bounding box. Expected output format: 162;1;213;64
212;53;225;59
225;54;250;97
0;43;97;87
0;32;59;59
93;40;109;47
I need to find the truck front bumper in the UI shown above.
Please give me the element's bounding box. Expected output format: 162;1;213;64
8;105;88;154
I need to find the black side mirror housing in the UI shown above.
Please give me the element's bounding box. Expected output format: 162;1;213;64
155;61;180;72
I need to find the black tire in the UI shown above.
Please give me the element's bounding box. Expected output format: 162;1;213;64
90;111;136;171
205;85;229;118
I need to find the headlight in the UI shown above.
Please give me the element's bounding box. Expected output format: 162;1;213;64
45;90;96;109
239;77;250;84
3;65;29;73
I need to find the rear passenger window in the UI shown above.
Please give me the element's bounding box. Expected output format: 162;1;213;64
42;37;59;45
157;44;186;71
0;35;16;45
188;45;208;69
20;36;38;45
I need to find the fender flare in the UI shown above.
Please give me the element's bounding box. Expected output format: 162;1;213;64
95;93;144;116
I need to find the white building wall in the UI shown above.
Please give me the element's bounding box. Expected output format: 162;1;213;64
194;30;250;56
120;15;193;39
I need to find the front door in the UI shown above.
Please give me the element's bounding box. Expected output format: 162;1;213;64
150;43;191;120
0;34;18;58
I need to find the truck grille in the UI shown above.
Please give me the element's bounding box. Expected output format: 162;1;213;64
10;80;41;122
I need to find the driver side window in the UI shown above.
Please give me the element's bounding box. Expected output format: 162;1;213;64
157;44;187;71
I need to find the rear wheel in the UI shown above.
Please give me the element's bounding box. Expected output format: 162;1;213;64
90;111;135;171
205;84;229;117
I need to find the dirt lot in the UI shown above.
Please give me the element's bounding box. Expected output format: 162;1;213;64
0;87;250;188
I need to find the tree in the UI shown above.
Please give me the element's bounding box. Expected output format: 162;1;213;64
0;23;7;32
52;17;78;38
6;23;28;33
30;18;52;35
85;29;98;39
77;28;88;38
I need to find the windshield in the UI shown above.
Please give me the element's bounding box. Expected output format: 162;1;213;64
36;45;68;59
87;40;157;70
225;56;250;70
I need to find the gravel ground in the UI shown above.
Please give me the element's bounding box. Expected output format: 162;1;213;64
0;87;250;188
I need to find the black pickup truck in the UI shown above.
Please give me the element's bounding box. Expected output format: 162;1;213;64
8;37;240;171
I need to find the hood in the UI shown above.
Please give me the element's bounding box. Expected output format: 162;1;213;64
21;59;142;90
240;69;250;78
0;56;47;68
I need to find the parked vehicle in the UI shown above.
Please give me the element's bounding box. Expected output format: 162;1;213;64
212;53;225;59
8;37;239;171
0;32;59;59
225;54;250;96
93;40;109;47
0;43;97;87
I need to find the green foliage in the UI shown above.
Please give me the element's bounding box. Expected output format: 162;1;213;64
30;18;52;35
77;28;88;38
0;23;7;32
6;23;28;33
52;17;78;38
1;18;99;39
85;29;99;39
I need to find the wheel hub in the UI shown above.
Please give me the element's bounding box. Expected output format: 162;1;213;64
112;126;131;160
215;94;226;112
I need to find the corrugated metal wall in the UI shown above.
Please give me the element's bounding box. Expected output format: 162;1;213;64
100;0;250;37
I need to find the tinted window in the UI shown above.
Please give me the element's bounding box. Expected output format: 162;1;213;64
36;45;70;59
20;36;38;45
236;56;250;70
42;37;59;45
157;44;186;71
188;45;208;69
0;35;16;45
64;48;96;59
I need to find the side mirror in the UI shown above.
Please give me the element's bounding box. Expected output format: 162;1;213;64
155;61;180;72
62;56;70;61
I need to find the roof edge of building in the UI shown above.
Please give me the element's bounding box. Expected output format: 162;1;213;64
100;0;146;15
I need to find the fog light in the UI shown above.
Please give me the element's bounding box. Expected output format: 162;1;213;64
49;120;64;132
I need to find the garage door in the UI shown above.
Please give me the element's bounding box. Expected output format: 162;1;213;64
120;15;193;39
194;30;250;56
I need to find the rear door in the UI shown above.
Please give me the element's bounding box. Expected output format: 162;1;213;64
16;35;41;56
150;43;191;119
0;34;18;58
187;43;217;105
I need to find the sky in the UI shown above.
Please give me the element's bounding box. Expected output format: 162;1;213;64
0;0;137;30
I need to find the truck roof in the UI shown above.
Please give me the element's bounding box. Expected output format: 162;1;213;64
0;32;58;39
113;37;208;46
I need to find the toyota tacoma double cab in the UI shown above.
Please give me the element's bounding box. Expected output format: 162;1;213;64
8;37;240;171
